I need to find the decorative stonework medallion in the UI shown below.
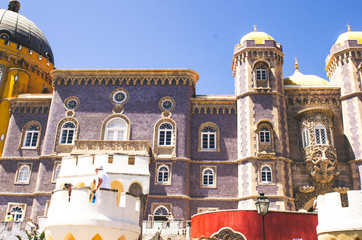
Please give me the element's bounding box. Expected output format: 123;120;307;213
211;227;246;240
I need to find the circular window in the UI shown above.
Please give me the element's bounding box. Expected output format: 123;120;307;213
64;97;80;111
159;97;175;112
113;91;127;104
66;99;78;110
162;100;173;111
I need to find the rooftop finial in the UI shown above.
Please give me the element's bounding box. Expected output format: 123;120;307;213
8;0;20;13
295;58;299;71
253;24;257;32
347;24;351;32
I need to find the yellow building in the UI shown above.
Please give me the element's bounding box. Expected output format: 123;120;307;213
0;0;54;156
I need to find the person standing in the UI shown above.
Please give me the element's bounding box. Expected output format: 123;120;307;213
92;166;110;203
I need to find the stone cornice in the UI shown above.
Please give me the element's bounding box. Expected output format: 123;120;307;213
51;69;199;90
295;107;335;118
339;91;362;101
0;155;61;161
325;47;362;78
285;87;340;106
191;96;237;115
8;94;52;114
0;192;52;196
236;90;286;100
148;194;294;202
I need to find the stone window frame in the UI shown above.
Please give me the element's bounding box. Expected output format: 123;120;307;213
54;117;79;153
51;161;62;183
256;121;274;153
301;127;310;148
153;118;177;157
252;60;270;89
155;163;172;185
100;114;131;141
14;163;32;184
19;121;41;150
200;166;217;188
198;122;220;152
197;207;219;214
6;202;27;222
159;96;176;112
258;162;275;185
64;96;80;111
150;203;172;220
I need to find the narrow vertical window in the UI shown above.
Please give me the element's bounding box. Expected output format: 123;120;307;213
60;122;76;144
23;125;40;147
158;123;173;146
302;128;310;148
17;165;30;183
157;165;169;183
202;168;214;186
201;126;216;149
259;127;270;143
261;165;272;183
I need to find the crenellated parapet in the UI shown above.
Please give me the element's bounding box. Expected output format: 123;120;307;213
44;188;141;240
8;93;51;114
317;190;362;239
51;69;199;90
191;95;236;114
0;39;54;85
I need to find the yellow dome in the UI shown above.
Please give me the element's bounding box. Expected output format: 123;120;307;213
240;31;274;44
335;26;362;46
284;70;329;86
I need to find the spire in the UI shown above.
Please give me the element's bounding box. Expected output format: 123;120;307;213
8;0;20;13
347;24;351;32
295;58;299;71
253;24;257;32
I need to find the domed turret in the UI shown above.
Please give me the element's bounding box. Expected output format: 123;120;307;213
240;25;275;45
284;58;330;86
335;25;362;46
0;1;54;63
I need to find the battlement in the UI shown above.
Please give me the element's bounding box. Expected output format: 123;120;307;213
317;190;362;235
44;188;140;239
0;39;54;72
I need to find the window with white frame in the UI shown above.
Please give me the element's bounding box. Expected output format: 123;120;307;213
53;163;61;181
104;118;127;140
261;165;272;183
23;124;40;148
157;165;170;183
259;127;271;143
302;127;310;148
59;122;76;144
201;126;216;149
202;168;215;186
256;65;267;80
158;123;173;146
314;123;327;145
8;204;26;222
16;164;31;183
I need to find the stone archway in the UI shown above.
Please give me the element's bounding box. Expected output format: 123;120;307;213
211;227;247;240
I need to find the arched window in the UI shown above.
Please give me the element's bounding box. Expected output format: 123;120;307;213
153;205;169;221
201;126;216;149
60;122;76;145
17;165;30;183
259;127;270;143
23;124;40;147
302;127;310;148
314;123;327;145
254;62;269;88
104;118;127;140
158;123;173;146
157;165;170;183
261;165;272;183
9;205;25;222
202;168;214;186
54;164;61;180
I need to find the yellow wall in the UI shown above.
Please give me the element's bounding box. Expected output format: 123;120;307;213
0;41;54;156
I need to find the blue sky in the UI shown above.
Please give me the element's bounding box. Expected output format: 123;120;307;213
15;0;362;95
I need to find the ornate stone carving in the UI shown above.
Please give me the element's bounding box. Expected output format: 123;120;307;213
211;228;246;240
9;94;51;114
191;97;236;115
71;140;150;156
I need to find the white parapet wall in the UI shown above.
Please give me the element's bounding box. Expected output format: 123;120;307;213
44;188;140;240
317;190;362;238
56;154;150;194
